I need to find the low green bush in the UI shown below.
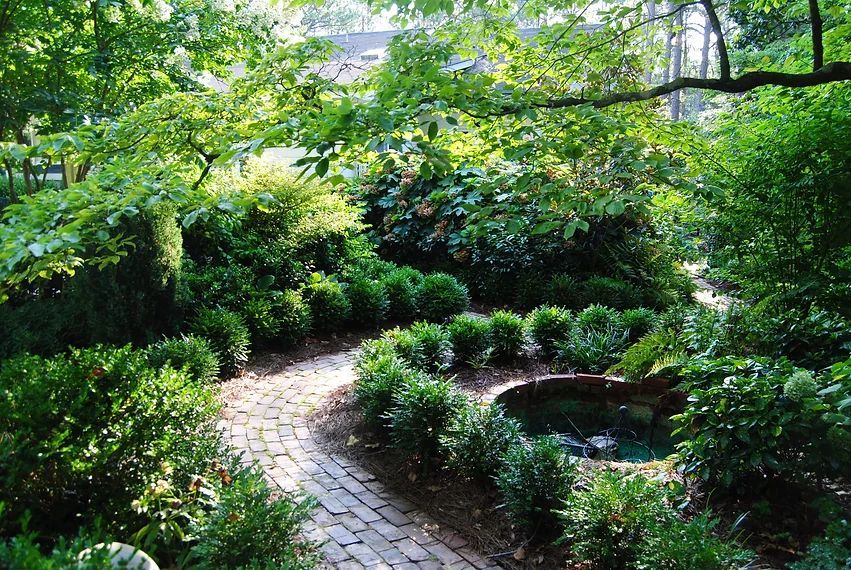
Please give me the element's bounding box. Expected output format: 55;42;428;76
242;295;282;342
545;273;581;309
385;375;468;467
415;273;470;322
526;305;573;358
488;310;526;362
147;334;221;383
0;346;220;537
576;304;622;333
440;403;522;481
0;531;114;569
554;325;630;374
270;289;312;347
447;314;493;366
347;278;390;327
302;273;352;334
559;472;751;570
581;276;642;310
187;467;318;569
558;472;670;569
496;436;577;537
635;512;755;570
789;519;851;570
621;307;657;341
386;322;452;372
380;267;424;321
354;348;414;427
190;308;251;376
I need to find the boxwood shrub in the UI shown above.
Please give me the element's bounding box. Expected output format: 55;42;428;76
190;308;251;376
147;334;221;383
415;273;470;322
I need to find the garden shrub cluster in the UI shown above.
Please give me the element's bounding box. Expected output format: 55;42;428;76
353;338;752;564
0;344;317;568
350;161;694;309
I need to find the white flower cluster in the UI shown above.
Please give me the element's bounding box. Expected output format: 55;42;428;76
129;0;174;22
185;12;201;41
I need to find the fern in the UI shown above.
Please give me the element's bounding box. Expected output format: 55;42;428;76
607;329;684;382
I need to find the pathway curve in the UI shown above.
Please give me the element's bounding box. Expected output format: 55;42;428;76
220;348;501;570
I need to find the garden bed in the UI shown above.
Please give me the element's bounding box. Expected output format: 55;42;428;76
309;362;684;570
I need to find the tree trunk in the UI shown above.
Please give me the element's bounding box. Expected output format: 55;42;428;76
4;159;17;203
669;6;684;119
695;12;712;112
645;0;657;84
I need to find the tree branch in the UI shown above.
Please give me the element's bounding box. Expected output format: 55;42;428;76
534;62;851;110
700;0;730;80
809;0;824;71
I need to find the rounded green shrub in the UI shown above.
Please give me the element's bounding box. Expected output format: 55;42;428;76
147;334;221;383
489;310;526;362
381;267;424;321
577;303;623;333
581;276;642;310
635;512;755;570
447;314;493;366
385;375;468;467
527;305;573;358
190;308;251;376
496;436;577;537
545;273;581;310
440;403;522;481
302;274;351;334
620;307;657;341
557;472;673;569
242;295;282;342
270;289;311;347
189;466;319;569
415;273;470;322
347;278;390;328
354;350;414;427
384;322;452;372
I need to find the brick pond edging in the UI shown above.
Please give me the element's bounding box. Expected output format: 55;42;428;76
219;348;502;570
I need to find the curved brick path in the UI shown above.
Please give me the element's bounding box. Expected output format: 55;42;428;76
220;348;501;570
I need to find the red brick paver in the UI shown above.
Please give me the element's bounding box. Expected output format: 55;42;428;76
220;349;501;569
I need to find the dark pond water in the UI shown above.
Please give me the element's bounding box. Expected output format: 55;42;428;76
495;376;684;462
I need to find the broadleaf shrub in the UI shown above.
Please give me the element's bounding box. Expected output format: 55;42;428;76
270;289;311;347
387;322;452;372
415;273;470;322
526;305;573;358
347;278;390;327
385;375;468;466
147;334;221;383
496;436;577;537
620;307;657;341
440;403;522;481
0;345;220;536
190;308;251;376
380;267;424;321
354;348;414;427
302;273;351;334
580;276;642;310
447;314;493;366
488;310;526;363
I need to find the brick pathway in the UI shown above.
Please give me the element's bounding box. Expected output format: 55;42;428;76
221;348;501;569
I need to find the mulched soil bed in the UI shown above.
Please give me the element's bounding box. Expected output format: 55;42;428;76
309;359;683;570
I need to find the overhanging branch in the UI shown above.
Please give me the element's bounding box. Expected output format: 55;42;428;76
534;62;851;110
